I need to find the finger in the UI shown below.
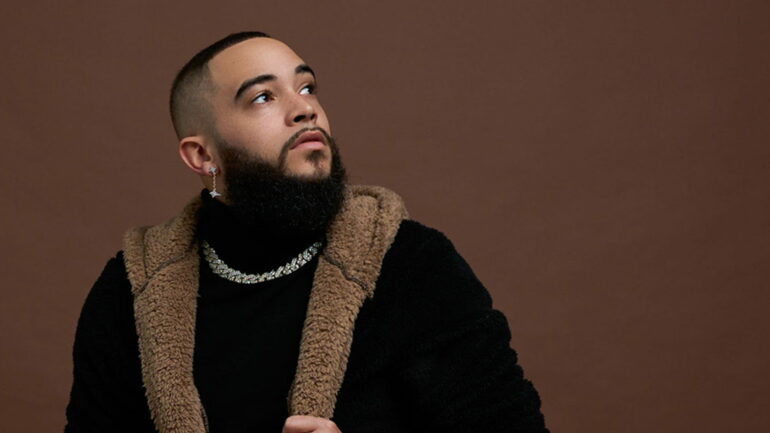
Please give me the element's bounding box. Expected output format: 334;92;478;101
282;415;341;433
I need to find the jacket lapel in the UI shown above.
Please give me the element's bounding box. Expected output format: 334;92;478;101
122;184;408;433
123;195;206;433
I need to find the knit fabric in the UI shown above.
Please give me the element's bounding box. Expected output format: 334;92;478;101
64;185;550;433
194;188;326;432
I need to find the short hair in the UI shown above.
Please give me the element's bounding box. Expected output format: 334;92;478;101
169;31;271;140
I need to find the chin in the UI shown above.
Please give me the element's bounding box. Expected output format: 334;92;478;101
286;159;331;179
285;165;330;181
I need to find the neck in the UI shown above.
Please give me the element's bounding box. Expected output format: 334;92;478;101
197;189;326;275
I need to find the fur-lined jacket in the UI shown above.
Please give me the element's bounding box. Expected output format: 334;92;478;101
64;184;549;433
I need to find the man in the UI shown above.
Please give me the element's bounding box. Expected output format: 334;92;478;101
64;32;549;433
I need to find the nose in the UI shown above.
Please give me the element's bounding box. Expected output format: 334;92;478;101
286;95;317;126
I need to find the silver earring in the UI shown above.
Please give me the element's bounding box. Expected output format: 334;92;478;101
208;166;222;198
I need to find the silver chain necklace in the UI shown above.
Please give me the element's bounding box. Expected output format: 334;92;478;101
201;239;322;284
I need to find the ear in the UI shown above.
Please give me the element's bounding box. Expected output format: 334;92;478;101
178;135;217;176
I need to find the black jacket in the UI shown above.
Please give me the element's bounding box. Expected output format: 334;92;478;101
64;185;549;433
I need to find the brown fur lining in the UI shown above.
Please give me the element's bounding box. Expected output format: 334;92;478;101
122;184;408;432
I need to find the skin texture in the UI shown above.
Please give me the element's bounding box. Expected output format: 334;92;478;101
282;415;342;433
178;37;333;202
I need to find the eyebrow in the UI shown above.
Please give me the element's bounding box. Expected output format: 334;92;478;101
234;63;316;102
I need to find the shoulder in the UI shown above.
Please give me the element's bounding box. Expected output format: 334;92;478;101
387;218;490;293
387;219;466;264
375;218;494;326
96;251;129;284
82;251;131;306
391;218;444;246
75;251;135;342
349;220;503;373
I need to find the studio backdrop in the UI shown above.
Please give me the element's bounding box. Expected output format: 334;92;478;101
0;1;768;432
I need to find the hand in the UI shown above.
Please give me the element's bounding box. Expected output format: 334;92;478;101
282;415;342;433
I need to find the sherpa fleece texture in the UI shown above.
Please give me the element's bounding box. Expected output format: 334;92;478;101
121;184;408;432
65;184;550;433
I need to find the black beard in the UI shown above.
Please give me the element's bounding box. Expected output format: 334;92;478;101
216;130;348;239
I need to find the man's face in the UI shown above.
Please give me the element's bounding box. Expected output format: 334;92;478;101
206;37;332;179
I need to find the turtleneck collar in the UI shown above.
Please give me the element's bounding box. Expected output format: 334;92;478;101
196;189;326;275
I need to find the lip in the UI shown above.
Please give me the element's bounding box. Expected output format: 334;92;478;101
290;130;326;150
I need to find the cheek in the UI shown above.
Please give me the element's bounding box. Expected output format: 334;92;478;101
316;108;331;134
220;117;284;158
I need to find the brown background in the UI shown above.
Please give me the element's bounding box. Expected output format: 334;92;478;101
1;1;768;432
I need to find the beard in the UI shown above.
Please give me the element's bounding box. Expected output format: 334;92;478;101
215;128;348;240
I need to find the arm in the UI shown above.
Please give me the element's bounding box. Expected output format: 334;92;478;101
395;230;549;432
64;253;156;433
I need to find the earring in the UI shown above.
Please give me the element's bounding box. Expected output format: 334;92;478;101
208;166;222;198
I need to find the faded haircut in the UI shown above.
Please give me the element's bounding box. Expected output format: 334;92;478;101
169;31;271;140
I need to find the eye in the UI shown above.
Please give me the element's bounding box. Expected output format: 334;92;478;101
299;83;317;95
251;91;272;104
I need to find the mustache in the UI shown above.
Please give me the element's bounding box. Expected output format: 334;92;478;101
277;126;334;168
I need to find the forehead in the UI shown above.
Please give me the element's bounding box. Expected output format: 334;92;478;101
207;38;305;88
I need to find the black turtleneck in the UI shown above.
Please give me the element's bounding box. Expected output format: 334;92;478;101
197;188;326;274
193;189;323;433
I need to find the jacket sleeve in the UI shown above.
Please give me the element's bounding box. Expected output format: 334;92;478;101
395;230;550;433
64;253;156;433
